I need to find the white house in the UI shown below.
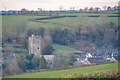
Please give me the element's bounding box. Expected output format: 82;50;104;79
86;53;92;58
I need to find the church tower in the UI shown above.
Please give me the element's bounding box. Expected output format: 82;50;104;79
29;34;41;56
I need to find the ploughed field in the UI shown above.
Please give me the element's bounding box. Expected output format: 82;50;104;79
6;63;118;78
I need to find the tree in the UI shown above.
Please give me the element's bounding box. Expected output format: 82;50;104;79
17;55;27;72
3;59;22;75
70;7;75;11
59;5;63;11
27;27;45;37
49;10;52;16
103;6;107;11
26;54;34;61
94;7;101;11
84;7;88;11
25;54;35;69
68;54;77;66
32;56;40;69
107;6;112;11
41;44;54;55
53;52;77;68
89;7;94;11
39;56;47;69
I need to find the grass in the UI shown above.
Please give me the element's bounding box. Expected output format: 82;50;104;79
7;62;118;78
2;13;119;29
2;15;66;29
52;44;77;52
2;15;45;24
58;13;119;16
43;17;119;25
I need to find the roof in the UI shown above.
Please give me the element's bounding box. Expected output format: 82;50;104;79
88;57;104;60
114;57;120;61
76;56;85;60
88;59;99;64
3;56;16;60
40;55;54;61
87;57;105;63
86;53;92;58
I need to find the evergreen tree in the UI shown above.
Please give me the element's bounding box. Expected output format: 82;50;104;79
39;56;47;69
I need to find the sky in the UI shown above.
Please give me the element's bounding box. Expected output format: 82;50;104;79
1;0;119;10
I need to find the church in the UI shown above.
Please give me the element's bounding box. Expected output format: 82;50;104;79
28;34;54;68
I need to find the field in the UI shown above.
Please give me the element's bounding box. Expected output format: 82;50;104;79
52;44;77;51
2;15;65;28
2;13;119;29
43;16;118;25
57;13;118;16
2;13;119;53
7;63;118;78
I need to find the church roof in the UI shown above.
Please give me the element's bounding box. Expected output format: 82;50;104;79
40;55;54;61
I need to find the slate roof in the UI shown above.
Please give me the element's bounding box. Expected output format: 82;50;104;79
40;55;54;61
114;56;120;61
87;57;105;63
88;59;99;64
3;56;16;60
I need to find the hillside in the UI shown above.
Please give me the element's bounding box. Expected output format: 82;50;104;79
52;44;77;51
7;63;118;78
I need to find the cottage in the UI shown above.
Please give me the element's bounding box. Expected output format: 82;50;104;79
84;59;99;64
110;56;120;62
83;57;105;64
86;53;92;58
76;56;86;63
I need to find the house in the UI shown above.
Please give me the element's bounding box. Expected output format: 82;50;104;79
40;55;54;68
76;56;86;63
84;59;99;64
3;56;16;63
83;57;105;64
110;56;120;62
29;35;41;56
86;53;92;58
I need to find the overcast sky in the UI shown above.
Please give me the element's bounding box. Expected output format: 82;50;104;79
1;0;119;10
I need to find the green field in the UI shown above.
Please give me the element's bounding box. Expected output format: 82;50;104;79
2;15;45;24
43;17;118;25
52;44;77;51
2;13;119;29
7;63;118;78
2;15;66;28
58;13;118;16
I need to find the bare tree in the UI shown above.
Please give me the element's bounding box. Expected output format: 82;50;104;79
84;7;88;11
103;6;107;11
3;59;22;76
59;6;64;11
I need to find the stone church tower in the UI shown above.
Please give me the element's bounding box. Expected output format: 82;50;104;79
29;34;41;56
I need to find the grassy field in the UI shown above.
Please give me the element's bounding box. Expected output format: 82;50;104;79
2;15;45;24
2;15;66;28
52;44;77;51
7;62;118;78
43;17;118;25
58;13;118;16
2;13;119;29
